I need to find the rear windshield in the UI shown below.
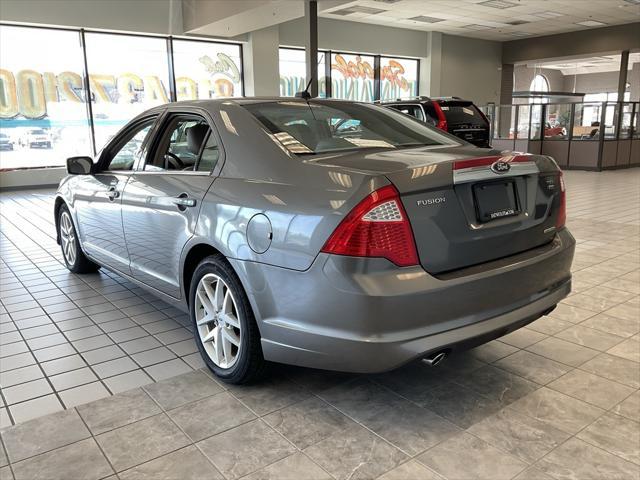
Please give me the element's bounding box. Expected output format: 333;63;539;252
438;102;487;126
243;101;457;155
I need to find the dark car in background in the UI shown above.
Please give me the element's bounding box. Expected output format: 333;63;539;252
381;96;491;148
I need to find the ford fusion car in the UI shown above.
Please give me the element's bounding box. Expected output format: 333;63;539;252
55;98;574;384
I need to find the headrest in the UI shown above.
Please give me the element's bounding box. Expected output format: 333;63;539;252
186;123;209;155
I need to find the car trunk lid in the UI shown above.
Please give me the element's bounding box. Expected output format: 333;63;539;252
385;151;563;274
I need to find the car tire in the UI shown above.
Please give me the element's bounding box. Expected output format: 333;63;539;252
190;255;266;384
57;204;100;274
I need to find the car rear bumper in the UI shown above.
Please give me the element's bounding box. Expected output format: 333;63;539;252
231;228;575;373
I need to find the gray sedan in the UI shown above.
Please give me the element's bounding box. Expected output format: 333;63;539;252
55;98;574;383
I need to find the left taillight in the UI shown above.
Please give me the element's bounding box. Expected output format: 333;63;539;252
556;171;566;229
321;185;419;267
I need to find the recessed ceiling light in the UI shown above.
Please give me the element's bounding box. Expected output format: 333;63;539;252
478;0;518;9
535;11;564;18
331;6;387;15
408;15;445;23
464;24;493;30
576;20;607;27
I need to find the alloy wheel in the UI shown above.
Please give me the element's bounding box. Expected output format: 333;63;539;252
60;211;77;266
194;273;242;369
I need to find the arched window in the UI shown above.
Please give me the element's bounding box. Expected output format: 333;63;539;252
529;74;549;104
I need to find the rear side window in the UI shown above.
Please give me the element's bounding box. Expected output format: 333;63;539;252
146;114;220;173
438;102;487;127
389;104;425;123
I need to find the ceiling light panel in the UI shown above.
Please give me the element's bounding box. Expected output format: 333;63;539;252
576;20;607;27
478;0;518;9
331;6;387;16
409;15;445;23
535;11;564;18
464;24;493;30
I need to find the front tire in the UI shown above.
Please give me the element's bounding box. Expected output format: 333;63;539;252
190;255;265;384
58;205;100;273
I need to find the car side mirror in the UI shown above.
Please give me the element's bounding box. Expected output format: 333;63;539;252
66;156;94;175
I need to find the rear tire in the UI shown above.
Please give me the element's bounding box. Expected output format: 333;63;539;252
190;255;266;384
57;204;100;274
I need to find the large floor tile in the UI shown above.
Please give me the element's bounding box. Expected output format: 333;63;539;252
197;419;295;480
418;432;527;479
580;353;640;388
10;438;113;480
536;437;639;480
467;408;570;464
494;350;572;385
263;396;353;449
576;412;640;465
453;365;540;405
76;387;161;435
612;390;639;422
168;392;256;442
242;453;332;480
118;446;223;480
95;413;190;472
226;375;310;416
414;381;504;429
142;370;223;410
508;387;604;434
0;409;90;463
526;337;600;367
548;370;636;409
304;425;407;480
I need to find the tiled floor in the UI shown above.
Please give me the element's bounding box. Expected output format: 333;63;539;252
0;168;639;480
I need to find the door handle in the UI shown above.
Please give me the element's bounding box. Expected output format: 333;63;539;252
172;194;196;209
106;186;120;200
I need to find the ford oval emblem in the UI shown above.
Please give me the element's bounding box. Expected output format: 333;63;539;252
491;160;511;174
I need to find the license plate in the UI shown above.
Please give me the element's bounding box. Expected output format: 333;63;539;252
473;180;519;222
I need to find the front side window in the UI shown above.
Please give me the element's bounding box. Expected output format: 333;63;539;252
106;120;154;171
243;101;457;155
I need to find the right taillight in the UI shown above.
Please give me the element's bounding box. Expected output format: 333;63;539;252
556;171;566;229
432;101;448;132
321;185;419;267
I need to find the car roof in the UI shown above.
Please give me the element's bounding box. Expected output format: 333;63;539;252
379;96;473;105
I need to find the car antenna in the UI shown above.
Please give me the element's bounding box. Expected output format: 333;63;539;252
295;78;313;100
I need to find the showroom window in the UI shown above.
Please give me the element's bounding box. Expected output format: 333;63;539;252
278;47;328;97
84;33;171;151
529;74;549;104
172;39;243;100
0;23;244;170
278;48;419;103
379;57;418;101
330;52;375;102
0;25;92;170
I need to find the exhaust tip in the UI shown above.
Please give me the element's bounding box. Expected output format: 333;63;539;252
422;351;447;367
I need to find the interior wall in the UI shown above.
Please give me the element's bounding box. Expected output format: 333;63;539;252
438;34;502;105
0;0;184;34
563;71;622;94
514;65;565;92
278;16;428;58
503;23;640;64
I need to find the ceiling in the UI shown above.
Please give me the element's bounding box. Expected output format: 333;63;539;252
319;0;640;41
529;52;640;74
